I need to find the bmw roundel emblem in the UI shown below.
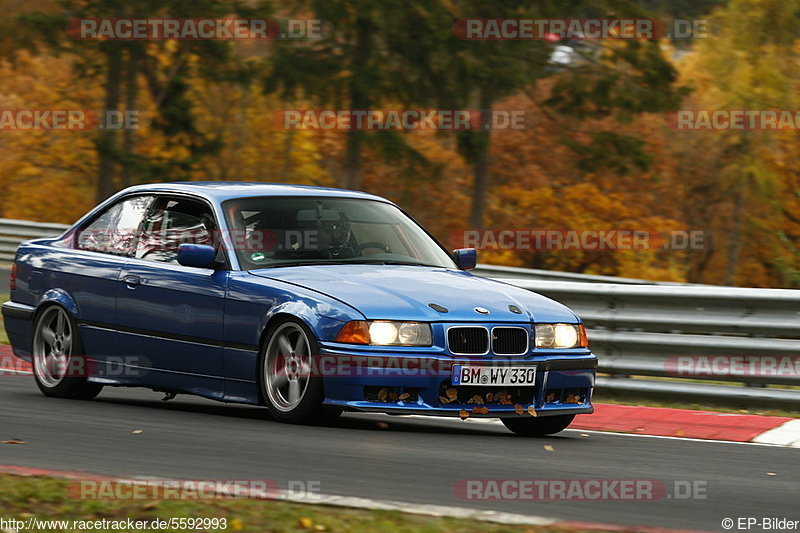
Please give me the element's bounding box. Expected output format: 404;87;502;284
474;307;490;315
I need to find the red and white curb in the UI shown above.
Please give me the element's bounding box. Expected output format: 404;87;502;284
404;403;800;447
3;345;798;446
0;465;712;533
571;403;800;447
0;345;30;376
751;420;800;447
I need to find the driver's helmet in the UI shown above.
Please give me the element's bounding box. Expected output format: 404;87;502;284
320;212;351;248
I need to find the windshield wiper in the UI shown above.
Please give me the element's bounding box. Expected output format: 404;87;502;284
349;259;442;267
255;259;444;269
256;261;349;269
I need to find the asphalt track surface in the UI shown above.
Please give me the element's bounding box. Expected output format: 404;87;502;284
1;378;798;531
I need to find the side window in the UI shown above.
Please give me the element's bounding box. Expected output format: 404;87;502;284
77;196;154;256
135;197;218;264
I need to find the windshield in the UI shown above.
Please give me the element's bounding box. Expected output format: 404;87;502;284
222;197;457;270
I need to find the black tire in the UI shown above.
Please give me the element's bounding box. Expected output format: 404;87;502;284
502;414;575;436
258;318;337;424
31;305;103;400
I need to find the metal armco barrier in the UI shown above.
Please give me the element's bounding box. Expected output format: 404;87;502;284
0;218;69;262
1;218;798;406
498;278;800;406
472;263;663;284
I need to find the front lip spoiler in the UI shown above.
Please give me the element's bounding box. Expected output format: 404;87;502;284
1;301;35;321
338;404;595;418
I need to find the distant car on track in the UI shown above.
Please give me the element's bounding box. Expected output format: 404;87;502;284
2;182;596;435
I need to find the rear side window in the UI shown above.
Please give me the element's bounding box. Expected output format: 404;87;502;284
77;196;154;256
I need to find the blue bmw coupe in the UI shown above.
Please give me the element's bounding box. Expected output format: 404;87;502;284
2;182;596;435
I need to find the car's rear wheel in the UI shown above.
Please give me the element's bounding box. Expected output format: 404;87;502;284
502;414;575;436
260;318;340;424
32;305;102;400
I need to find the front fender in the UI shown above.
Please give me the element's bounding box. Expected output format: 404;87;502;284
260;300;349;344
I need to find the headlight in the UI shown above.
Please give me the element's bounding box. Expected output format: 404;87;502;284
335;320;433;346
534;323;588;349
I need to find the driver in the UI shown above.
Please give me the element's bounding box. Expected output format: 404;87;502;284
319;212;354;259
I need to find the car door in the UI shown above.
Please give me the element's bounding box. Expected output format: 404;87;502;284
115;195;228;399
64;194;154;358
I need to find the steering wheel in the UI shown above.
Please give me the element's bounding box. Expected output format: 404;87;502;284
355;242;391;256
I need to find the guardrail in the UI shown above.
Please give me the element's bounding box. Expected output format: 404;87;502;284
473;264;662;284
0;219;68;262
2;217;798;407
499;278;800;406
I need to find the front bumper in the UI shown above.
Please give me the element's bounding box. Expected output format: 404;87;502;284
319;344;597;418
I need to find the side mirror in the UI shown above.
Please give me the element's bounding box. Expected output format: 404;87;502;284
453;248;477;270
177;244;217;269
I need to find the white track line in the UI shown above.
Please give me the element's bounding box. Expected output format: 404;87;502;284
278;492;558;526
391;414;800;448
123;476;557;526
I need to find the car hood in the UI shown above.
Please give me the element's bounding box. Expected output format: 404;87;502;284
250;265;579;323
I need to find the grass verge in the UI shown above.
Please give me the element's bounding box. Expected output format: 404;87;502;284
0;293;8;345
0;474;607;533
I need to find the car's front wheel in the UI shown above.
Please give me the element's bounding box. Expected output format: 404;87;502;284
259;318;339;424
32;305;103;400
502;414;575;436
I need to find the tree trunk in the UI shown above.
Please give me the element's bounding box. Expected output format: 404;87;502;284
340;14;372;190
724;176;747;285
341;129;365;189
120;46;137;189
468;135;490;227
468;90;493;228
95;44;123;203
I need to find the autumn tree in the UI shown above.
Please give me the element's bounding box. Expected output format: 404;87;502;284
16;0;270;202
676;0;800;285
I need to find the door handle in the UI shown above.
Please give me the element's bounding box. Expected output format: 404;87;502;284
123;275;141;287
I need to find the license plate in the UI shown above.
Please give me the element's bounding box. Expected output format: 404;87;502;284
451;365;536;386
